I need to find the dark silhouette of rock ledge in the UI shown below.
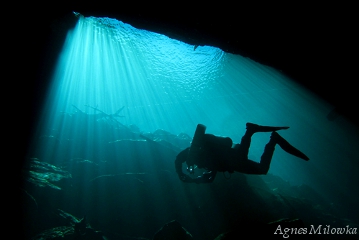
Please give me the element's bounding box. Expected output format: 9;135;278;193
153;220;194;240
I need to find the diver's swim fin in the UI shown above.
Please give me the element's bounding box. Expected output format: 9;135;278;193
271;131;309;161
246;122;289;133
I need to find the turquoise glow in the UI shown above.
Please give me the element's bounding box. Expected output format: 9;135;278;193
30;15;359;233
42;16;228;134
36;14;358;184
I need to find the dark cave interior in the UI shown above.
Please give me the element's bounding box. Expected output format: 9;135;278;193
16;4;358;239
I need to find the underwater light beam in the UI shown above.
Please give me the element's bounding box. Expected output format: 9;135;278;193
24;13;359;238
32;13;359;199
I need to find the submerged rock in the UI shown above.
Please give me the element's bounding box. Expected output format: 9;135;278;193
153;220;193;240
23;158;72;190
31;209;107;240
31;225;105;240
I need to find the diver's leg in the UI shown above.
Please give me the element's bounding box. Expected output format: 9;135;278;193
232;131;310;174
230;159;263;174
257;137;277;174
235;126;255;159
232;136;276;174
235;122;288;159
255;132;310;174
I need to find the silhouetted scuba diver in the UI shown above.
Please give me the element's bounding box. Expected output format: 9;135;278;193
175;123;309;183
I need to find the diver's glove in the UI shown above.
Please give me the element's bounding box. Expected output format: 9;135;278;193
179;174;194;183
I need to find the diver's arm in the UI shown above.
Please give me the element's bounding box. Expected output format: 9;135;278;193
194;171;217;184
175;148;194;183
175;148;188;177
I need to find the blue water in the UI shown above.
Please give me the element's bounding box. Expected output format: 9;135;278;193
24;14;359;239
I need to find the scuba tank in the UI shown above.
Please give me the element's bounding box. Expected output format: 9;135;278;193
187;124;206;174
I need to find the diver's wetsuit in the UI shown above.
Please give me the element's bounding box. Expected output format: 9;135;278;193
175;131;276;183
175;123;308;184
